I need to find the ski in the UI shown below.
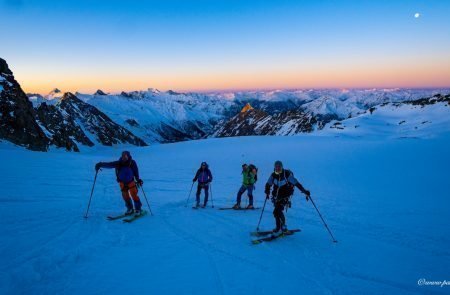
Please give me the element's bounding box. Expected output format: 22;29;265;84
251;230;299;245
107;213;130;220
251;229;300;237
122;210;148;223
219;207;260;210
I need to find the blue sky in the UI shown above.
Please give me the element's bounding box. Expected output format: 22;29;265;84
1;0;450;93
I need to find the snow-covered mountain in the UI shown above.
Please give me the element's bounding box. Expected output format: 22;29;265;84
214;94;450;139
213;103;319;137
75;90;235;143
33;91;148;151
3;56;450;151
1;58;147;151
213;88;449;118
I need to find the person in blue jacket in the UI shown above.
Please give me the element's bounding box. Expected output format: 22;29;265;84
192;162;213;208
95;151;144;215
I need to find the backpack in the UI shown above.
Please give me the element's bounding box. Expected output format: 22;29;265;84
248;164;258;182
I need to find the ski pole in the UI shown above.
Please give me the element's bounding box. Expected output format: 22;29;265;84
309;195;337;243
256;197;268;231
138;184;153;216
184;182;195;207
84;170;99;218
210;183;214;208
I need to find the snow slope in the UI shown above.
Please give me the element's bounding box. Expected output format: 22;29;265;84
1;133;449;294
318;101;450;139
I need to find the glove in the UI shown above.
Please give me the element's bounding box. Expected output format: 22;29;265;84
304;190;310;201
95;162;102;171
265;194;270;200
192;178;196;182
137;179;144;186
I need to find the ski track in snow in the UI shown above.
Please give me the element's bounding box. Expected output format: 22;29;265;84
1;135;450;294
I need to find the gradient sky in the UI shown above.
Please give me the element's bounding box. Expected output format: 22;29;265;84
1;0;450;94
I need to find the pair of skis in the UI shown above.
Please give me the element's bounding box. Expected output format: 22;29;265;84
218;207;261;210
250;229;300;245
107;210;148;223
192;205;210;209
192;206;260;210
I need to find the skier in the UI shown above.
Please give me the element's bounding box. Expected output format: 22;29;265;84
192;162;213;208
95;151;144;216
232;163;257;209
265;161;310;233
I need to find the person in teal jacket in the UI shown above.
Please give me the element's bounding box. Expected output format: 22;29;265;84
232;164;257;209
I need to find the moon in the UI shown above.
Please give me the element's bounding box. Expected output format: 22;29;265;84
414;13;420;18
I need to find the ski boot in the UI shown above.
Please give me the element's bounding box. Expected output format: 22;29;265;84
232;203;241;210
246;204;254;210
134;209;142;216
124;208;134;216
281;224;288;233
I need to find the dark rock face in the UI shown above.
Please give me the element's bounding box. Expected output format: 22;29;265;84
157;122;192;142
1;57;149;151
120;91;133;98
0;58;49;151
58;93;147;146
35;103;94;152
214;109;269;137
125;119;140;127
405;94;450;107
213;104;319;137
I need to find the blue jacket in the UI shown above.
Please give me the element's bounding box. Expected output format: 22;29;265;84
193;168;213;184
98;152;140;184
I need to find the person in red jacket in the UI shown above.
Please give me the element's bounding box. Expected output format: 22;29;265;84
95;151;144;216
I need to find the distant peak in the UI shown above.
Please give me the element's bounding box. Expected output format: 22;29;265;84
167;90;181;95
94;89;107;95
61;92;77;101
51;88;61;93
241;103;254;113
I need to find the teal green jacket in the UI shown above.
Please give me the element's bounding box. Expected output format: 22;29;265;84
242;167;256;185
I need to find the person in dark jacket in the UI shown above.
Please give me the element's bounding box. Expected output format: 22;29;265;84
265;160;310;233
95;151;144;216
192;162;213;208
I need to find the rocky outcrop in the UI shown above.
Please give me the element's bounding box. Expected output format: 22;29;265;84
405;94;450;107
213;104;319;137
1;57;149;151
58;92;147;146
35;102;94;152
0;58;49;151
214;107;270;137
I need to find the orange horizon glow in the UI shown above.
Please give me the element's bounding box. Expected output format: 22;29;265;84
18;62;450;95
